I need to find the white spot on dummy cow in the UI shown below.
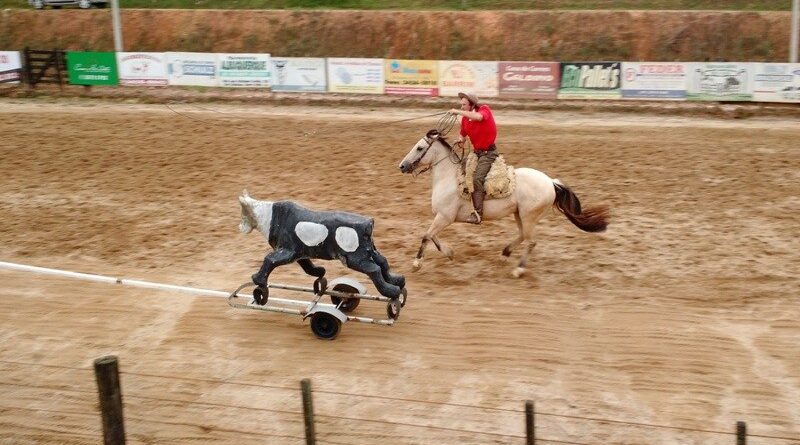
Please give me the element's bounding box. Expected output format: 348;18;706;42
295;222;329;246
335;227;359;252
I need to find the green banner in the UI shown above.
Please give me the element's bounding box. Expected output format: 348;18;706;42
67;52;118;86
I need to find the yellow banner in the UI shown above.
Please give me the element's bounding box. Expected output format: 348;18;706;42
384;59;438;96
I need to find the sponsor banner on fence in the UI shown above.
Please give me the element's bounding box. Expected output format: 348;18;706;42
621;62;687;99
117;52;168;86
384;59;438;96
270;57;326;92
0;51;22;84
327;58;384;94
66;51;119;86
751;63;800;103
498;62;560;99
218;53;271;88
439;61;498;98
558;62;621;99
687;63;753;101
166;52;218;87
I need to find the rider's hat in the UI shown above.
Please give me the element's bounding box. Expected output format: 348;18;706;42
458;91;480;107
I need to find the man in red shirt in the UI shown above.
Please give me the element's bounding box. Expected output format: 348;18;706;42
449;92;498;224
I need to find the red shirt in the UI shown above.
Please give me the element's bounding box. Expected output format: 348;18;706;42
460;105;497;151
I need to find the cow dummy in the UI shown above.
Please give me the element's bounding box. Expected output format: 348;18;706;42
238;190;406;302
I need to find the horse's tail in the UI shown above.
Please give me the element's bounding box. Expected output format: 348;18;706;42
552;179;609;233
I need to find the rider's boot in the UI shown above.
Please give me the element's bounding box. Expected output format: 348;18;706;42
466;191;485;224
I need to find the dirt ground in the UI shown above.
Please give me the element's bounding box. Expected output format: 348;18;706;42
0;99;798;445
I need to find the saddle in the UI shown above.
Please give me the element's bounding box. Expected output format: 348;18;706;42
458;151;516;200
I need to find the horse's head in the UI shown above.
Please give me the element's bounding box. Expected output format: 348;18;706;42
399;129;450;174
238;189;257;234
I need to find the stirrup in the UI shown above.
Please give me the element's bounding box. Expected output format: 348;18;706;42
466;210;482;225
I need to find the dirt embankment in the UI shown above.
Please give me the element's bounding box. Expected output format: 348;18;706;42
0;9;794;61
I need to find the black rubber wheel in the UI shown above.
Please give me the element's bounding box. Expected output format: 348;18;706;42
310;312;341;340
386;299;401;320
252;286;268;306
330;283;361;313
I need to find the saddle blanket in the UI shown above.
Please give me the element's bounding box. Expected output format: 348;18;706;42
459;152;516;199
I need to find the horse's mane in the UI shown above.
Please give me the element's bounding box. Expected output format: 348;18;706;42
426;129;452;149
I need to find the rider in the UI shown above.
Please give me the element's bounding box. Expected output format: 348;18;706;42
448;91;498;225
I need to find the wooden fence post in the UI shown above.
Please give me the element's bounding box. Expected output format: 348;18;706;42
736;421;746;445
526;400;535;445
301;378;316;445
94;355;125;445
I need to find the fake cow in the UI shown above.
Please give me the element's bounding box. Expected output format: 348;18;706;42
238;190;405;304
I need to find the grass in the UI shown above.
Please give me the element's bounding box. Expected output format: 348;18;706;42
0;0;793;10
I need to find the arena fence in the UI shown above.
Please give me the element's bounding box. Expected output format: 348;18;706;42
2;49;800;103
21;47;67;89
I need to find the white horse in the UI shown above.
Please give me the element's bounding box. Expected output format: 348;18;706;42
398;129;610;277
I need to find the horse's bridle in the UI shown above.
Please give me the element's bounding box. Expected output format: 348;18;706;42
408;137;464;177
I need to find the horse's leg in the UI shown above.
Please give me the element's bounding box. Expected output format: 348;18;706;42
252;249;297;286
502;211;524;260
297;258;326;278
511;210;546;278
511;240;537;278
414;213;455;271
370;249;406;289
430;235;454;261
348;255;402;299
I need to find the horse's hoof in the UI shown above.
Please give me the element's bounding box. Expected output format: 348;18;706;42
412;259;422;272
511;267;525;278
443;249;454;261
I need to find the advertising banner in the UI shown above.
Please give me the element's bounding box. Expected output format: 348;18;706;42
687;63;753;101
218;53;271;88
558;62;621;99
270;57;326;92
0;51;22;84
751;63;800;103
116;52;168;86
66;51;119;86
498;62;560;99
384;59;438;96
327;58;384;94
166;52;218;87
621;62;688;99
439;60;498;98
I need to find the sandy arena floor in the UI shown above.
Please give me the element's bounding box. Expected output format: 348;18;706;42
0;99;798;445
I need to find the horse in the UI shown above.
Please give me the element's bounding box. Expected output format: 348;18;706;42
238;190;405;301
398;129;610;277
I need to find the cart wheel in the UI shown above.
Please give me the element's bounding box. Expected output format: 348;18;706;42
252;286;268;306
330;283;361;313
310;312;341;340
399;287;408;308
386;299;401;320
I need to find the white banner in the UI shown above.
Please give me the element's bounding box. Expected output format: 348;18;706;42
621;62;687;100
218;53;271;88
166;52;218;87
0;51;22;84
270;57;326;92
687;62;753;101
116;52;168;86
327;58;383;94
751;63;800;103
438;60;499;97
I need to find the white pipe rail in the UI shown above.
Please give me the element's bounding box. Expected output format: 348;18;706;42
0;260;229;298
